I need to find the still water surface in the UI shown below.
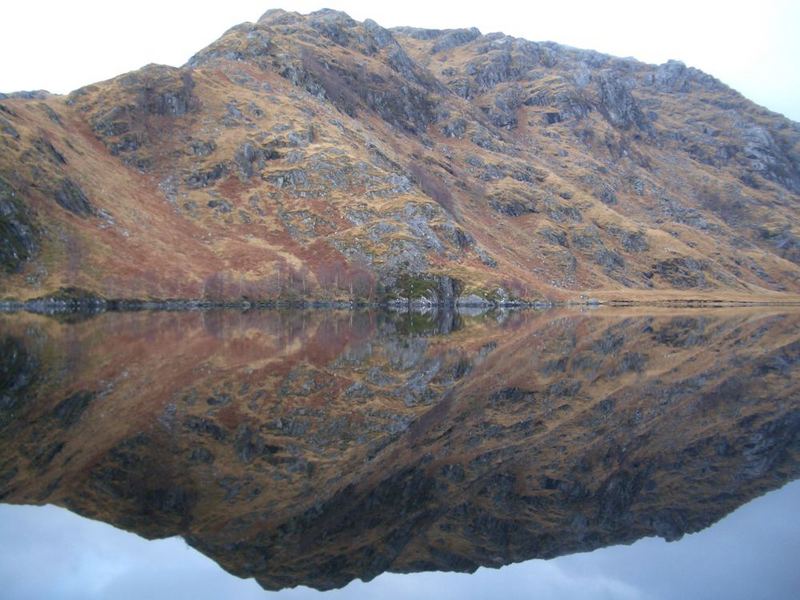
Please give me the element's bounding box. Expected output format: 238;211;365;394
1;308;798;598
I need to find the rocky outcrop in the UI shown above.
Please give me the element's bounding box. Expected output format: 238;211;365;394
0;115;19;140
385;273;462;305
649;59;723;93
53;178;93;216
740;125;800;193
68;65;198;171
0;177;38;273
430;28;482;54
595;71;650;131
652;257;709;288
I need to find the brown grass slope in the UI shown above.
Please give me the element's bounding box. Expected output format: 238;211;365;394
2;8;800;302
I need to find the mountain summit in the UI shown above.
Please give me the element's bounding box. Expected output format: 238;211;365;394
2;8;800;304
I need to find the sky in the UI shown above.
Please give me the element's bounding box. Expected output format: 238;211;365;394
0;479;798;599
0;1;798;121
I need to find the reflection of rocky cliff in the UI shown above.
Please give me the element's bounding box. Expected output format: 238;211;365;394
1;309;799;590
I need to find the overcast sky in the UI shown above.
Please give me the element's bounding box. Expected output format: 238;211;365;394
1;1;798;121
1;479;798;599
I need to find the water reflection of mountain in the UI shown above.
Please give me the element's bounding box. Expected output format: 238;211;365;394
1;309;799;591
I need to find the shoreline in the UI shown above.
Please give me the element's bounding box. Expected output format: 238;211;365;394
2;294;800;316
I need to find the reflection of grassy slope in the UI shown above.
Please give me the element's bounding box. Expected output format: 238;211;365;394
0;11;799;303
0;308;799;588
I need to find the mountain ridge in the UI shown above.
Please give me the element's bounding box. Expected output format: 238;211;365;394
2;8;800;304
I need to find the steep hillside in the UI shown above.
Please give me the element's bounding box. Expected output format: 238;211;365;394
2;8;800;303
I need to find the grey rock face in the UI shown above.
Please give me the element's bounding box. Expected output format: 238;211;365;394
526;82;576;115
52;391;95;428
33;138;67;165
540;228;568;247
54;178;94;216
234;143;260;179
289;50;438;133
475;247;498;268
466;50;520;91
139;70;195;117
431;28;482;54
307;9;359;45
190;140;216;157
434;221;474;250
488;195;538;217
759;226;800;265
76;65;198;120
594;248;625;273
234;142;280;179
741;125;800;193
0;178;38;273
3;90;50;100
363;19;395;49
457;293;492;306
659;195;714;231
568;226;627;279
649;59;722;93
37;103;63;125
186;164;227;189
441;118;467;138
188;22;273;68
652;258;709;288
390;27;444;41
0;115;20;140
206;11;441;134
470;125;503;151
91;105;132;138
654;60;690;92
489;85;524;129
596;72;649;131
207;198;233;214
611;229;649;253
69;66;198;172
545;199;582;223
395;202;446;254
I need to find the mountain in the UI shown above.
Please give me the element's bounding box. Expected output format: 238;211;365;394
1;308;799;590
2;8;800;304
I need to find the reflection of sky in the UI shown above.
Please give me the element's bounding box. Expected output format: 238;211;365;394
1;480;799;600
